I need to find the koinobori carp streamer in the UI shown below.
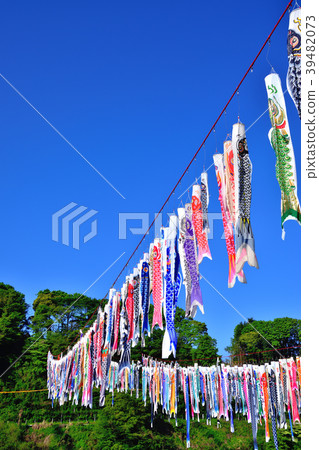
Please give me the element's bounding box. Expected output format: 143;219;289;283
48;350;301;450
232;122;259;274
192;184;212;264
265;72;301;238
161;215;182;359
287;7;301;118
213;152;246;288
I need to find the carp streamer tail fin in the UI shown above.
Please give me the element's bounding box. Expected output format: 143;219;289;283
190;284;204;315
142;312;150;337
152;305;163;330
228;253;247;288
197;239;212;265
162;328;172;359
237;269;247;285
235;219;259;274
118;342;131;376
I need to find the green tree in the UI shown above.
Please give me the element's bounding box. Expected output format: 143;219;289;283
30;289;100;356
131;306;219;365
6;289;101;393
226;317;301;364
175;308;219;364
31;289;100;334
0;283;28;377
192;333;219;365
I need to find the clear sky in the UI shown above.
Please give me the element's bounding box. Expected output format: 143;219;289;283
0;0;300;355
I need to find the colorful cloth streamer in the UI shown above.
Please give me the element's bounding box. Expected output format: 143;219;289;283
213;152;246;288
162;216;182;359
48;353;301;450
224;140;236;227
201;172;210;233
287;7;301;118
265;72;301;238
140;256;151;344
184;204;204;315
178;207;196;318
152;239;164;330
232;122;259;274
192;184;212;264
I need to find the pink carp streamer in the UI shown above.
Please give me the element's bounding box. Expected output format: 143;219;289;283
224;140;236;228
152;239;164;330
191;184;212;264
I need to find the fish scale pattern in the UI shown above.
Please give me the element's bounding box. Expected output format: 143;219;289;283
184;205;203;314
152;243;163;330
269;370;279;450
133;275;140;345
141;261;150;337
201;176;209;232
287;8;301;118
287;56;301;117
192;185;211;264
238;147;252;220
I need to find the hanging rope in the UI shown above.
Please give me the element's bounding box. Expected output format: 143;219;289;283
105;0;293;293
0;345;301;395
0;388;47;395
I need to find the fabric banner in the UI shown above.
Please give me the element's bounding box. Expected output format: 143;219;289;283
232;122;259;273
47;352;301;449
265;72;301;237
224;140;236;227
287;7;301;118
213;153;246;288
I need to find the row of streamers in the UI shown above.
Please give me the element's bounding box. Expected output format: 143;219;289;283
45;10;303;380
47;8;303;375
213;56;302;283
49;203;213;400
213;121;259;287
47;353;301;449
45;10;302;449
209;6;302;281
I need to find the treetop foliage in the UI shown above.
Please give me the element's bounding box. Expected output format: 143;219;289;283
225;317;301;365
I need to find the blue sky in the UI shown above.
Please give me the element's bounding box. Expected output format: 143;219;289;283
0;0;300;355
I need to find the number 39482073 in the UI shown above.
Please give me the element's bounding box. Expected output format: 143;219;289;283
306;16;316;75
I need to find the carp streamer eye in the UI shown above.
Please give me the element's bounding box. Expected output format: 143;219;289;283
291;36;298;48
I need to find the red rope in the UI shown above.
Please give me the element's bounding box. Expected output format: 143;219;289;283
53;0;293;357
106;0;293;292
226;344;300;358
